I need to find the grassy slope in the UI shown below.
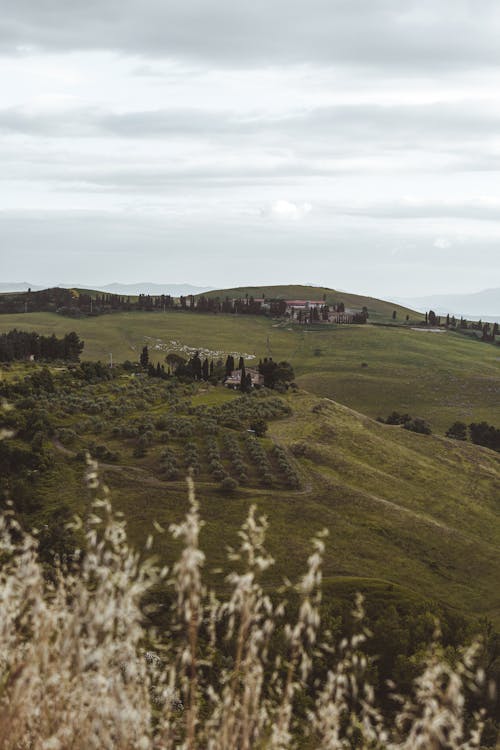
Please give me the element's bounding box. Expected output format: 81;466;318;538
0;311;498;432
267;393;500;623
199;284;423;322
37;387;499;625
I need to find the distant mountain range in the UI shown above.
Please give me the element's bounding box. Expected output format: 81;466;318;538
392;288;500;323
0;282;214;296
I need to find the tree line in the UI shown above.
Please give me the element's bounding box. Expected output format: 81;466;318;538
446;420;500;452
0;329;84;362
0;287;369;323
425;310;499;342
138;346;295;391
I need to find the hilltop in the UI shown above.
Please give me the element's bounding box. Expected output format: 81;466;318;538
199;284;422;322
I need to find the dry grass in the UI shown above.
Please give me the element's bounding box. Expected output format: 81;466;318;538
0;458;494;749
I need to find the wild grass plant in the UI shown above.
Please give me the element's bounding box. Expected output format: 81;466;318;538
0;455;494;749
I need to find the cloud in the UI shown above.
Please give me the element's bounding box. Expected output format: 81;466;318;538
339;199;500;223
433;237;452;249
266;200;312;220
1;1;500;70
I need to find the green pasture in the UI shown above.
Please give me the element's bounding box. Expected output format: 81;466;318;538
29;387;499;625
0;310;497;431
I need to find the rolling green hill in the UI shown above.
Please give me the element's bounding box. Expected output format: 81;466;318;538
199;284;424;322
2;367;498;627
97;394;500;624
0;310;497;432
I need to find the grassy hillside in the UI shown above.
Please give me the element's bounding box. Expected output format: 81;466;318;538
3;367;498;626
0;310;497;432
105;394;500;623
200;284;424;322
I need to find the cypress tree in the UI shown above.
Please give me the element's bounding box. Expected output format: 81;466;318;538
140;345;149;368
202;358;209;381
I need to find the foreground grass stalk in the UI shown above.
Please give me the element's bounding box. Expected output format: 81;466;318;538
0;466;494;749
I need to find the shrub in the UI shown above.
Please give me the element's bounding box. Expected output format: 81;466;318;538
446;421;468;441
220;476;239;494
249;418;267;437
403;418;432;435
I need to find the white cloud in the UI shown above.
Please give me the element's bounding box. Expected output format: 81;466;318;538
433;237;452;249
268;200;312;220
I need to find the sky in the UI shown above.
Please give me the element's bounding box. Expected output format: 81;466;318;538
1;0;500;296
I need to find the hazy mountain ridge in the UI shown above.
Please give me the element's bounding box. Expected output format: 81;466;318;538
0;282;214;296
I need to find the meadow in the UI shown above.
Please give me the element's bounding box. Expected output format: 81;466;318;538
0;309;498;432
3;362;499;627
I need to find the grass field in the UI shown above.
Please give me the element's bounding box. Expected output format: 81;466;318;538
1;310;498;432
15;380;499;626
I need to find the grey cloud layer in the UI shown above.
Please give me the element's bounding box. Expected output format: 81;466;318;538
2;101;500;144
1;2;499;294
2;0;500;68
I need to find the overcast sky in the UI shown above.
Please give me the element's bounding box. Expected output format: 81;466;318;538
1;0;500;296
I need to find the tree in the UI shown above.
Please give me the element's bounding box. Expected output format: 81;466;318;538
140;345;149;369
166;352;187;372
220;476;239;494
238;356;244;370
202;358;209;381
191;351;202;380
403;418;431;435
225;355;235;377
258;358;294;389
428;310;437;326
250;419;267;437
446;421;467;441
469;422;500;452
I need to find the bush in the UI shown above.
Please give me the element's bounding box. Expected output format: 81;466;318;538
446;421;468;441
403;418;432;435
249;418;267;437
220;476;239;494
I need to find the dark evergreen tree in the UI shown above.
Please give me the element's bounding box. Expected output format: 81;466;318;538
202;358;209;381
240;363;247;391
191;351;202;380
140;345;149;368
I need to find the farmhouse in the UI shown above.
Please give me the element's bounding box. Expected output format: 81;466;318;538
286;299;324;310
224;367;264;389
